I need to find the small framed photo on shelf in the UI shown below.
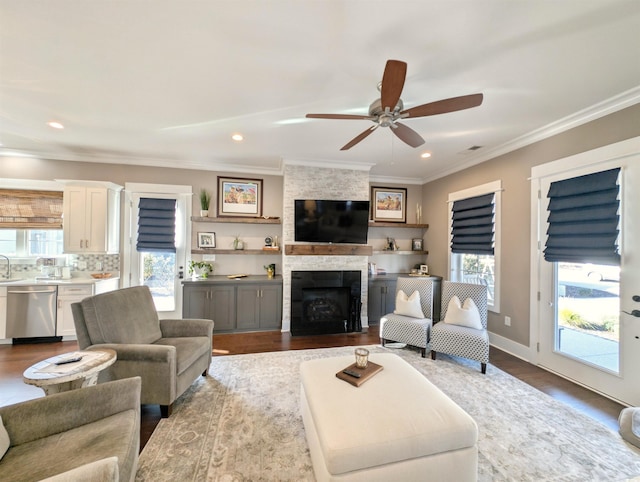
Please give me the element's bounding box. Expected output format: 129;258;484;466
197;232;216;248
412;238;424;251
217;176;263;217
371;186;407;223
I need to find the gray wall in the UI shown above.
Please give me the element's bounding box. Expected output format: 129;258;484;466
0;159;284;218
421;103;640;347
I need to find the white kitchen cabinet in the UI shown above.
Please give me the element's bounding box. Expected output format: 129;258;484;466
57;285;93;338
56;278;119;339
62;182;122;254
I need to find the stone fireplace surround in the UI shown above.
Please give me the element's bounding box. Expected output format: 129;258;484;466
281;161;372;333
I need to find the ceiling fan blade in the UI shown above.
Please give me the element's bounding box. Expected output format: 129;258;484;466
380;60;407;111
391;122;425;148
401;93;484;118
306;113;370;120
340;126;378;150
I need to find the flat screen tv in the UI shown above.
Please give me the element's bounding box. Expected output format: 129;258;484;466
294;199;370;244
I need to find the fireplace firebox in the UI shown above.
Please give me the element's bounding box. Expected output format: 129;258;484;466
291;270;362;336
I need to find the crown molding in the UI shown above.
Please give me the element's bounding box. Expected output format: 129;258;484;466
418;86;640;184
368;174;424;185
283;158;375;171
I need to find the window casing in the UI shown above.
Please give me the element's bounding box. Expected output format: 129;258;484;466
448;180;502;313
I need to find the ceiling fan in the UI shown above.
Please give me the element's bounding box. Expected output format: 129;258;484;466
306;60;483;151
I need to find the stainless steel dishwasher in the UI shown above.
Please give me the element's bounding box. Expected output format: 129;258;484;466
6;285;58;339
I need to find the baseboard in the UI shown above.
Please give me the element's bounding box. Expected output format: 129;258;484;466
488;331;534;363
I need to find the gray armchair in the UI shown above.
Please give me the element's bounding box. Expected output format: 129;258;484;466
72;285;214;417
0;377;140;482
430;281;489;373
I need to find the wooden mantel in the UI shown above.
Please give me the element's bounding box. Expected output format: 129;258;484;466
284;244;373;256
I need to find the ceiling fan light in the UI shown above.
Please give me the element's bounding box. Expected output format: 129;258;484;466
231;134;243;141
48;121;64;129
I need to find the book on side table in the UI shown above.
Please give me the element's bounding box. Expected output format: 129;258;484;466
336;361;384;387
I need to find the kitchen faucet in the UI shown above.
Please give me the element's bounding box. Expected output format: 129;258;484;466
0;254;10;280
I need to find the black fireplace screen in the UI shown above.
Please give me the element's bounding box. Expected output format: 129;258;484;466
302;287;350;323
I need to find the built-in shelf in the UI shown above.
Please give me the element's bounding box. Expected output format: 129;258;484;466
372;250;429;255
191;248;281;255
285;244;373;256
369;222;429;229
191;216;281;224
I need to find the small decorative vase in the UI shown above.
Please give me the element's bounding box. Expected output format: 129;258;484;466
200;210;209;217
267;268;274;279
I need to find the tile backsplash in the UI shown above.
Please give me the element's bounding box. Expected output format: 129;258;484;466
1;254;119;280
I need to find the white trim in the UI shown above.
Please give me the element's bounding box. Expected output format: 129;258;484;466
124;182;192;194
489;332;534;363
0;179;63;190
369;175;425;186
283;158;375;172
529;136;640;353
530;136;640;406
122;184;192;292
447;180;502;313
530;136;640;179
447;179;502;203
420;87;640;184
54;179;122;191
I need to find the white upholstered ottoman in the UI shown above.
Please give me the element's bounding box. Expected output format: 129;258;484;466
300;353;478;482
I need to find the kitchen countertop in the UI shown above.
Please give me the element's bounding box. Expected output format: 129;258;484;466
182;274;281;284
0;275;120;286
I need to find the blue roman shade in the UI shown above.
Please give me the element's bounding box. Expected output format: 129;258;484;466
136;198;176;252
451;193;495;255
544;168;620;265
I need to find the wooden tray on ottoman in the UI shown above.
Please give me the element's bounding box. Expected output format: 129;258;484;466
336;361;383;387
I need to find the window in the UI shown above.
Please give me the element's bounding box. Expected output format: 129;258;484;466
0;188;64;257
448;180;502;312
0;229;64;256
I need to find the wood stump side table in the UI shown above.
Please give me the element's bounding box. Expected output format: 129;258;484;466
23;349;117;395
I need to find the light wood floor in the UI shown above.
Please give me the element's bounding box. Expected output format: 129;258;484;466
0;329;625;450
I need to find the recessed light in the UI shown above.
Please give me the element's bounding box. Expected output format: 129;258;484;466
231;134;243;141
420;152;432;159
48;121;64;129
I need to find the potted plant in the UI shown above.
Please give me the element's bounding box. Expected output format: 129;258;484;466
188;260;214;279
199;189;211;217
232;235;244;250
264;263;275;279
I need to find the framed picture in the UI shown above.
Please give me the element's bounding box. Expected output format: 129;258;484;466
217;176;263;217
371;186;407;223
412;238;423;251
197;232;216;248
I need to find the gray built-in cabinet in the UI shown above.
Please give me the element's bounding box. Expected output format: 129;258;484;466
367;275;398;326
182;276;282;333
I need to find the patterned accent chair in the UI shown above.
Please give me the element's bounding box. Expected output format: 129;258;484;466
431;281;489;373
379;277;434;357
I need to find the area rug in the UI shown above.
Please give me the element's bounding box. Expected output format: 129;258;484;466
136;345;640;481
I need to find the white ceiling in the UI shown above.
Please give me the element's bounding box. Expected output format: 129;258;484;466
1;1;639;183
